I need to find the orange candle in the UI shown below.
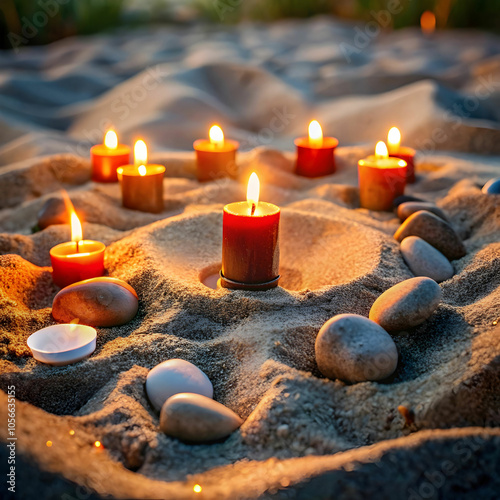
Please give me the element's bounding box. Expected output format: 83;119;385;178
50;211;105;288
118;140;165;214
358;141;407;211
90;130;130;183
193;125;239;182
387;127;416;183
221;173;280;291
295;120;339;177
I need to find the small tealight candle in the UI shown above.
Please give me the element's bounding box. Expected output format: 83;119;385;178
358;141;407;211
221;173;280;290
387;127;416;183
193;125;239;182
50;210;105;288
118;140;165;213
294;120;339;177
90;130;130;183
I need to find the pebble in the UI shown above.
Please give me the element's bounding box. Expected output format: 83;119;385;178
37;197;87;229
394;210;466;260
160;393;242;442
52;277;138;327
369;277;442;331
392;195;424;208
482;178;500;194
315;314;398;383
400;236;454;283
397;202;448;222
146;359;213;411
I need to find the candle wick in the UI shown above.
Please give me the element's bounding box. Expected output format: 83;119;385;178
76;241;80;253
251;203;256;216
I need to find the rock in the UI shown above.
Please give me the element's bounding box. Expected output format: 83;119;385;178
146;359;213;411
400;236;454;283
315;314;398;383
397;202;448;222
394;210;466;260
482;178;500;194
392;195;424;208
37;198;69;229
369;277;442;331
52;277;138;327
160;393;242;442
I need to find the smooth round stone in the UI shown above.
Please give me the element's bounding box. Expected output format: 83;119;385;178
397;202;448;222
146;359;213;411
315;314;398;383
52;277;138;327
394;210;466;260
482;178;500;194
37;197;86;229
392;195;424;208
160;393;243;442
401;236;454;283
369;277;442;331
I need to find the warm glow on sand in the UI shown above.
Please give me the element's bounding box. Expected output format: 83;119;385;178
193;484;202;493
209;125;224;148
375;141;389;160
134;140;148;167
308;120;323;148
46;441;52;447
94;440;102;448
104;129;118;149
247;172;260;213
421;11;436;35
387;127;401;155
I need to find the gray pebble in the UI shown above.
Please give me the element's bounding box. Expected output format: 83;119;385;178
369;277;442;331
482;178;500;194
315;314;398;383
397;202;448;222
394;210;466;260
400;236;454;283
160;393;243;442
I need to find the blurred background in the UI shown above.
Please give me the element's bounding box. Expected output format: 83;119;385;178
1;0;499;50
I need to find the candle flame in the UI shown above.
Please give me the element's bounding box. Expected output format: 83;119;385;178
193;485;202;493
375;141;389;160
247;172;260;214
387;127;401;155
104;129;118;149
138;165;147;176
308;120;323;148
209;125;224;148
70;211;83;244
421;11;436;35
134;140;148;167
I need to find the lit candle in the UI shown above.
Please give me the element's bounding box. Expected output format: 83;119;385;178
49;207;105;288
117;140;165;213
294;120;339;177
90;129;130;183
387;127;416;183
193;125;239;182
221;172;280;290
358;141;407;211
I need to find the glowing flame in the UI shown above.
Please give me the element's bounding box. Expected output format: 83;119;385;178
46;441;52;447
104;129;118;149
94;441;102;448
138;165;147;176
247;172;260;213
375;141;389;160
193;485;202;493
71;212;83;244
69;430;75;436
421;11;436;35
134;140;148;167
209;125;224;148
308;120;323;148
387;127;401;155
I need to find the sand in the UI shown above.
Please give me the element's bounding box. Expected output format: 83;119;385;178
1;16;500;499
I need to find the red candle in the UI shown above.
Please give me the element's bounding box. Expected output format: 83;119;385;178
358;141;407;211
118;140;165;213
221;173;280;290
50;211;105;288
193;125;239;182
90;130;130;183
387;127;416;183
294;120;339;177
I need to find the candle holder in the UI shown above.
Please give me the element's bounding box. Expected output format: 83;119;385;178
219;271;280;291
390;147;416;183
294;136;338;178
193;133;239;182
